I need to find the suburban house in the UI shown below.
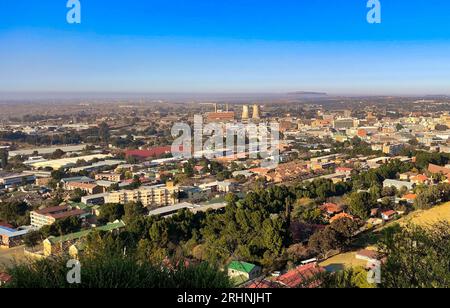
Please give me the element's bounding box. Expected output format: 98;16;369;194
329;212;354;224
227;261;262;284
402;193;417;205
320;203;343;218
381;210;398;221
428;163;450;175
410;174;432;185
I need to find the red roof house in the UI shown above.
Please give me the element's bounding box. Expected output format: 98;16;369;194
276;263;324;288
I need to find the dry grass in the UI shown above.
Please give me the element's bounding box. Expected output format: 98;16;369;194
319;251;368;272
397;202;450;227
0;246;26;270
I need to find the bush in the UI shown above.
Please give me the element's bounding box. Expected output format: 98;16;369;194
3;254;231;288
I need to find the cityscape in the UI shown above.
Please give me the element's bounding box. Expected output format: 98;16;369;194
1;0;450;295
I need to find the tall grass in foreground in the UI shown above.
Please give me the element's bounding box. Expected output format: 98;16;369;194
3;255;232;288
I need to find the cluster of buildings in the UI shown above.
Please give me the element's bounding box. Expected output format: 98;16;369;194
280;110;450;156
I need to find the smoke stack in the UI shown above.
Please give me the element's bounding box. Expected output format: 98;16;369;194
252;104;261;120
242;105;249;120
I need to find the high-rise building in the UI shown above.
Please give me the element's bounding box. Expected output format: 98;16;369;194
242;105;249;120
252;104;261;120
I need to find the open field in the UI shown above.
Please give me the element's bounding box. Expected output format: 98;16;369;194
0;246;26;270
319;251;368;272
397;202;450;227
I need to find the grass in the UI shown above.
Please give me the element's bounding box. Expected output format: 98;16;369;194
0;246;26;270
319;251;368;272
396;202;450;227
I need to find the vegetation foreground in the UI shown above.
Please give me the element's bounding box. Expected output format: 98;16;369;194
2;221;449;288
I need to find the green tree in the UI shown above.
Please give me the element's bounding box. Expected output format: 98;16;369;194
98;122;111;143
378;222;450;288
348;192;373;220
124;201;146;223
98;203;125;224
0;149;8;168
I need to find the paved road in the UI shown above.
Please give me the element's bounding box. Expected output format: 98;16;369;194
0;246;26;270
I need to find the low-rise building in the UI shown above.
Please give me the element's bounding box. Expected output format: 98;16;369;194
81;193;109;205
0;173;36;188
276;263;324;288
95;172;124;182
0;226;30;248
43;221;125;257
65;182;104;195
227;261;261;284
383;179;415;191
61;176;95;188
30;206;88;229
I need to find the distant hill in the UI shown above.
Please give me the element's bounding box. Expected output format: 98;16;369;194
288;91;328;96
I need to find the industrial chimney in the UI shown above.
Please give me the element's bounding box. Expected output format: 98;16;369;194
252;104;261;120
242;105;249;120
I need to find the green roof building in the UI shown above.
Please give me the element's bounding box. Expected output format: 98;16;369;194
44;221;125;256
227;261;261;285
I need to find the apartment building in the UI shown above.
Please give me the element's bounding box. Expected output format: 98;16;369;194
30;206;88;229
104;183;179;207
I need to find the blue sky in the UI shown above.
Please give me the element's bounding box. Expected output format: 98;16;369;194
1;0;450;95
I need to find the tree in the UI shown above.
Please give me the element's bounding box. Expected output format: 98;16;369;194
347;192;373;220
98;122;111;143
0;149;8;168
51;149;65;159
98;203;124;224
69;188;87;202
0;201;29;227
378;222;450;288
40;217;82;238
124;201;146;223
309;218;358;255
23;231;43;249
319;267;376;288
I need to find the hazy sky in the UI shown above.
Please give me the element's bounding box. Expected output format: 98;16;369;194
1;0;450;95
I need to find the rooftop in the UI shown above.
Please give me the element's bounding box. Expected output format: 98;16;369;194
228;261;257;274
47;221;126;245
